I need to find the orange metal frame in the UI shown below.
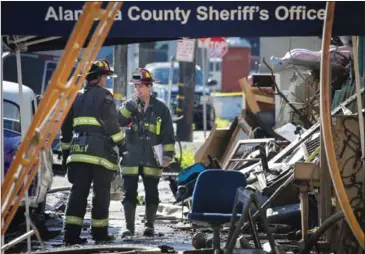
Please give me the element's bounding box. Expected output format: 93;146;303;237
1;1;123;234
320;2;364;249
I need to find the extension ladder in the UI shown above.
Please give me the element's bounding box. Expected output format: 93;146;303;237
1;1;123;235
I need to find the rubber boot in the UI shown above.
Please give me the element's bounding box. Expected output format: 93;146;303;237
121;201;136;239
143;204;158;237
92;227;115;244
64;225;87;246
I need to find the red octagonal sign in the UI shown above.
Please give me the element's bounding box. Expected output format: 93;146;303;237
199;37;228;58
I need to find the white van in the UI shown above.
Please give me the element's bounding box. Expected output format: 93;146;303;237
3;81;53;226
208;57;222;91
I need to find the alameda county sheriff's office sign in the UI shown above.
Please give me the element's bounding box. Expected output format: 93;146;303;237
45;5;327;24
2;1;365;39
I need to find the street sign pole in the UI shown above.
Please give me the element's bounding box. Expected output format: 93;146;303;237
198;37;228;138
202;47;207;138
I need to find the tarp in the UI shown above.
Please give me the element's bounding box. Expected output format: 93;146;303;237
2;1;365;51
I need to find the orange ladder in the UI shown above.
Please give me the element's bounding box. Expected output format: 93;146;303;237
1;1;123;235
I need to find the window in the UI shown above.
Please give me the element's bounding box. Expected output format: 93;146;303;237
105;79;113;89
43;61;77;94
31;100;36;116
3;99;21;133
150;67;203;86
209;62;214;72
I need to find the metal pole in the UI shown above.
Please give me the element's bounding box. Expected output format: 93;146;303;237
1;230;35;252
113;45;128;108
167;55;175;111
1;51;5;254
202;48;207;138
16;49;31;253
126;43;139;99
352;36;365;199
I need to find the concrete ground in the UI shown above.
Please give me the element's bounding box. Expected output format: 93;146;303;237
43;179;195;252
28;131;210;253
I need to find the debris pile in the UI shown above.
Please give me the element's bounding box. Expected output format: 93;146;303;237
169;44;365;253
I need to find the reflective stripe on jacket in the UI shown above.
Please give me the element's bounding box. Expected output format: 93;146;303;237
118;95;175;177
61;85;124;171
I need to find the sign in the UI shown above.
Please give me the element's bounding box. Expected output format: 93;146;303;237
2;2;365;51
200;37;228;58
176;39;196;63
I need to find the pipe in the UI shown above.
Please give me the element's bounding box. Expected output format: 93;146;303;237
300;211;345;254
16;48;31;254
47;187;72;194
320;2;364;249
1;230;35;252
167;55;175;110
240;173;295;232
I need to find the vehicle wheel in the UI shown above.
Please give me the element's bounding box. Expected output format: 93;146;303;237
194;106;215;131
192;232;211;249
207;106;216;130
195;120;203;130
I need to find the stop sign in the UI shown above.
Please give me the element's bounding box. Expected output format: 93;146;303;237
199;37;228;58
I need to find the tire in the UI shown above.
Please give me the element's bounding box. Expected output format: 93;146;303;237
206;106;216;130
194;106;215;131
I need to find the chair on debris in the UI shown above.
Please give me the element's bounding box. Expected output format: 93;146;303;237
188;169;247;252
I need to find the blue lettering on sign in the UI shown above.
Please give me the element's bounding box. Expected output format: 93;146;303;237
2;1;365;38
43;5;327;23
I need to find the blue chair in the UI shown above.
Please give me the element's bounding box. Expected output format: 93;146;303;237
188;169;247;251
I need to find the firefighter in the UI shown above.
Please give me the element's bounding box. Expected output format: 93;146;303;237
117;68;175;238
60;59;125;245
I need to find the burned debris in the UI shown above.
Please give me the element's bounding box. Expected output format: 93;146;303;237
168;40;365;253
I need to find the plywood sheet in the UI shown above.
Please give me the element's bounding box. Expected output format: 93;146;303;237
194;124;229;165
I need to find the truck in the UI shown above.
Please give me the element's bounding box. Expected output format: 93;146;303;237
145;62;217;130
3;80;53;231
2;52;115;175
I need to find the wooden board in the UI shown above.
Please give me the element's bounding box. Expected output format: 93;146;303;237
239;77;276;129
194;124;230;165
239;78;260;113
220;126;250;167
222;138;273;170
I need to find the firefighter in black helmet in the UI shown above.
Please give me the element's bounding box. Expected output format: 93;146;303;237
61;59;125;245
118;68;175;238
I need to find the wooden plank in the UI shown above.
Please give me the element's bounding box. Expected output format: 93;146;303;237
239;78;261;113
194;124;229;165
253;94;275;104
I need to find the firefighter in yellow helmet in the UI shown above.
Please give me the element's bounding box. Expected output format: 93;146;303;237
117;68;175;238
61;59;126;245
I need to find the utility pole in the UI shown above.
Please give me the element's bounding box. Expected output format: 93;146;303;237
113;45;128;107
126;43;140;99
176;39;197;142
111;44;129;200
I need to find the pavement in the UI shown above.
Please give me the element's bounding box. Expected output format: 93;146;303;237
10;130;211;253
42;179;195;252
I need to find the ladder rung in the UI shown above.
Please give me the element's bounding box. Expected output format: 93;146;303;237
1;0;123;236
21;159;31;167
95;9;107;19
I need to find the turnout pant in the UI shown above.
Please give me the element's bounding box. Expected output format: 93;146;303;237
122;166;160;206
122;166;160;234
64;162;113;241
